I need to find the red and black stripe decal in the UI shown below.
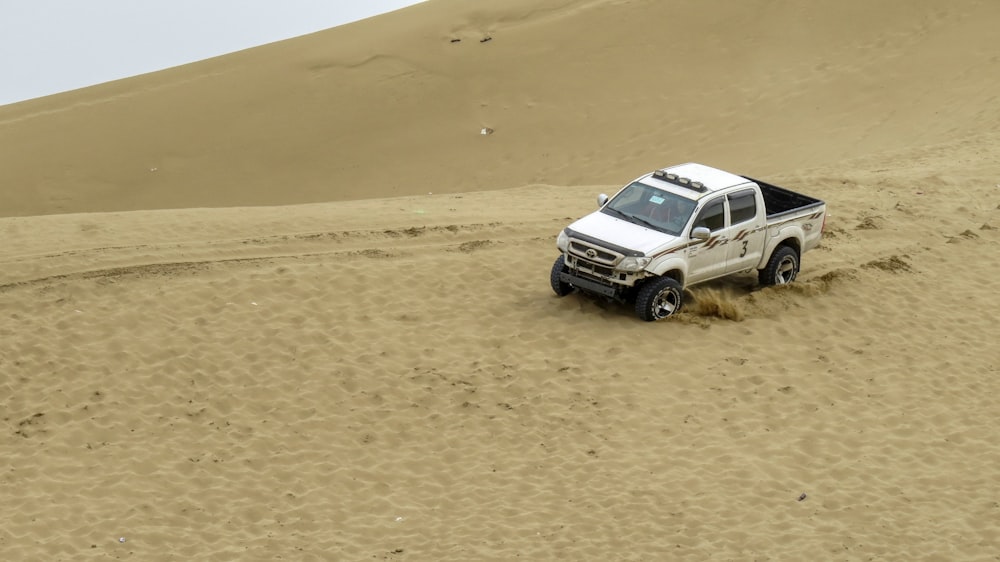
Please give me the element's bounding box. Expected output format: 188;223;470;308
703;236;726;249
732;229;751;241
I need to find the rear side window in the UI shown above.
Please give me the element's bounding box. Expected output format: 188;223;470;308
693;198;725;231
728;190;757;225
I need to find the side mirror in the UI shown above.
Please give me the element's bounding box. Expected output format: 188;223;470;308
691;226;711;240
597;194;609;207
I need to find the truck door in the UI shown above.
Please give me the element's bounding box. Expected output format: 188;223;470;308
725;189;766;273
686;196;729;284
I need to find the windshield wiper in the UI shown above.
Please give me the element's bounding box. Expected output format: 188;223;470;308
629;215;659;230
602;207;629;220
604;207;662;231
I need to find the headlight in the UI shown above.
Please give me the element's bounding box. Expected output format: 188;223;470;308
618;256;651;272
556;229;569;250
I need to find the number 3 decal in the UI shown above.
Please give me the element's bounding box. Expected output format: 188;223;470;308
740;240;748;257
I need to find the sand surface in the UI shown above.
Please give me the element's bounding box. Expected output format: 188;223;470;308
2;1;999;560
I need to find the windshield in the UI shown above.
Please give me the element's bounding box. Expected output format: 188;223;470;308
600;181;697;236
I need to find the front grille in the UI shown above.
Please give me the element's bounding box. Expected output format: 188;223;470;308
569;242;617;263
567;254;617;278
576;260;614;277
566;263;616;286
568;239;621;266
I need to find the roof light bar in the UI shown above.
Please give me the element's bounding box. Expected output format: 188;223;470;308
651;169;708;192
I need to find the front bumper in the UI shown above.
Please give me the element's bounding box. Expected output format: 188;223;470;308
563;253;647;287
559;270;620;298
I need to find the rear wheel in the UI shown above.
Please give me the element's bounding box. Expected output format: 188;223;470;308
759;246;799;286
635;277;683;321
550;255;574;296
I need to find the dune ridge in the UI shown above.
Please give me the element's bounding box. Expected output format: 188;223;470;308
2;0;999;216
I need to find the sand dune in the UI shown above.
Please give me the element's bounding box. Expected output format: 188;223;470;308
2;0;999;216
2;0;1000;560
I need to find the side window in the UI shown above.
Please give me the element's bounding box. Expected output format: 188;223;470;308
728;190;757;225
693;198;725;232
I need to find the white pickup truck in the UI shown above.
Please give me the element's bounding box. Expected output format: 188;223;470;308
551;162;826;321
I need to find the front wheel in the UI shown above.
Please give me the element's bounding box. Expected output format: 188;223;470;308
759;245;800;286
550;255;575;296
635;277;684;321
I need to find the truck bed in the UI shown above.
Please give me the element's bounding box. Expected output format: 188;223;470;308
742;176;824;219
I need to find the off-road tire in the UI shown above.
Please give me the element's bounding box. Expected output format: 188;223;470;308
759;245;800;286
550;255;575;296
635;277;683;321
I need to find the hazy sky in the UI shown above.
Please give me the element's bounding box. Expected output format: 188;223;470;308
0;0;424;106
